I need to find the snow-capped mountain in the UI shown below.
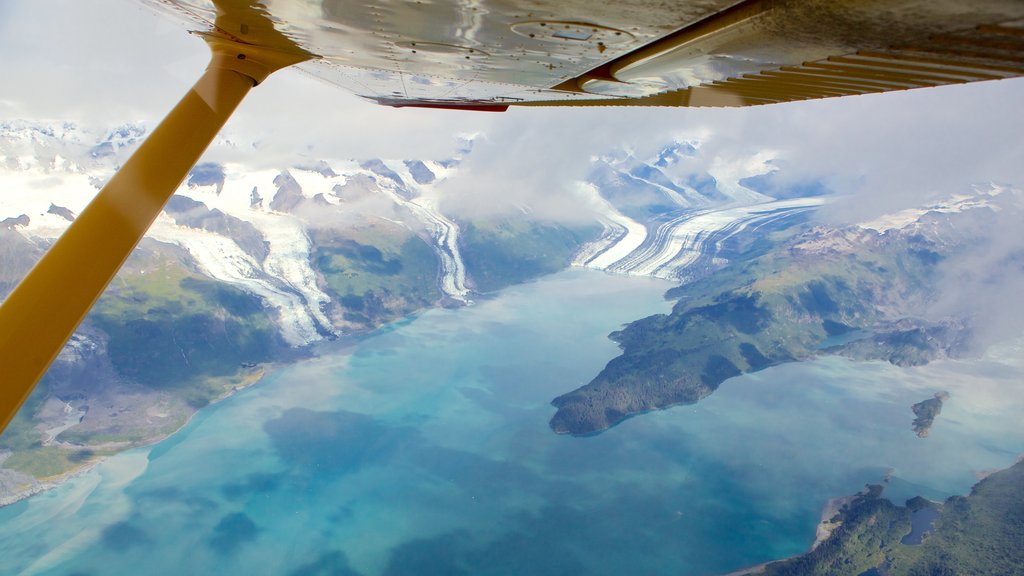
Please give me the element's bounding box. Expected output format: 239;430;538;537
0;121;475;345
1;120;834;345
857;185;1017;235
573;142;824;282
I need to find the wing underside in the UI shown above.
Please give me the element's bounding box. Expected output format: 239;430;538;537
132;0;1024;106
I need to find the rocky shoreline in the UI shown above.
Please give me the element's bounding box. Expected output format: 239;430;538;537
0;365;272;508
720;493;857;576
0;453;104;508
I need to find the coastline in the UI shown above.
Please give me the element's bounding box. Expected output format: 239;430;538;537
0;260;591;511
0;302;453;509
0;363;278;508
0;455;104;508
720;494;855;576
813;494;855;550
0;282;448;510
720;454;1024;576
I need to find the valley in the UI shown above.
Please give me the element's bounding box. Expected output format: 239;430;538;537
0;120;596;503
1;120;1021;576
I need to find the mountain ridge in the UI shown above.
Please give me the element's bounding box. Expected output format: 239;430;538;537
550;185;1019;435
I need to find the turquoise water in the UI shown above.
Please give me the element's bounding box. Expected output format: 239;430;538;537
2;269;1023;576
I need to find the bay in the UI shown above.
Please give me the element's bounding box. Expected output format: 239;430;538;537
1;269;1022;576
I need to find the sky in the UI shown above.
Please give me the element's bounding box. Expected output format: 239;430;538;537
2;0;1023;220
2;0;1023;340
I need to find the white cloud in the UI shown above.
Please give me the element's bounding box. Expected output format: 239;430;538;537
0;0;204;124
2;0;1023;222
926;188;1024;350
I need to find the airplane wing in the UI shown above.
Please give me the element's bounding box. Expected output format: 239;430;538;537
146;0;1024;110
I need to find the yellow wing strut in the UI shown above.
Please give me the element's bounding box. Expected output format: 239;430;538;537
0;35;310;434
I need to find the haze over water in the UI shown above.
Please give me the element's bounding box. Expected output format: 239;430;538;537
2;269;1022;576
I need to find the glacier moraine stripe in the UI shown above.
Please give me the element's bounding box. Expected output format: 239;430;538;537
370;172;472;303
577;197;825;281
574;183;649;270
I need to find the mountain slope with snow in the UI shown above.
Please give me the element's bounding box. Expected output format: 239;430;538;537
3;122;829;344
0;121;484;344
575;143;823;283
1;120;856;504
552;184;1021;435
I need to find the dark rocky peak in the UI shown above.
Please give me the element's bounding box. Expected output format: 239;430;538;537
1;215;30;230
165;195;209;218
359;159;403;187
164;196;269;263
333;173;381;202
47;204;76;222
686;172;725;202
360;159;416;199
250;187;262;209
187;162;226;194
296;160;337;177
653;141;699;167
403;160;436;185
271;171;305;213
89;141;114;159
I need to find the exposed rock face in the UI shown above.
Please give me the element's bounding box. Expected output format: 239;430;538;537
270;171;305;213
187;162;226;194
332;174;380;202
404;160;436;184
164;195;269;263
361;159;410;199
297;160;337;177
1;215;29;230
47;204;75;221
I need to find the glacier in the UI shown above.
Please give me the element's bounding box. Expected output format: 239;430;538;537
584;198;825;281
574;146;825;282
0;120;480;346
570;182;649;270
3;120;835;344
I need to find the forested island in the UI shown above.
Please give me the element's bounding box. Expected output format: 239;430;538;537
911;392;950;438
